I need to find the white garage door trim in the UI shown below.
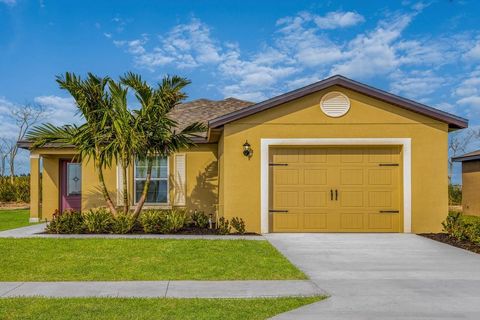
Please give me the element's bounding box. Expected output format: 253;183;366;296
260;138;412;234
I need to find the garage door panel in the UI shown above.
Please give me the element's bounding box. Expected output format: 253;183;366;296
340;169;364;185
368;213;394;229
274;191;299;208
304;148;327;163
340;148;364;163
304;169;327;185
368;191;393;207
273;213;300;231
368;169;393;185
340;213;365;229
340;191;364;207
304;191;327;207
303;213;328;230
275;169;299;185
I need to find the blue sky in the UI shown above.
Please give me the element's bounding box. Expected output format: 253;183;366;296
0;0;479;180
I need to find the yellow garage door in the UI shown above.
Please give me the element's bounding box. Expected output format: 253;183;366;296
270;146;402;232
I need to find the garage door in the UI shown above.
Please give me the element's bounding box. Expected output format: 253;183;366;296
270;146;402;232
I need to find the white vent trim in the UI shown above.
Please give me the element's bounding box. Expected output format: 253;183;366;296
320;91;350;117
173;154;186;206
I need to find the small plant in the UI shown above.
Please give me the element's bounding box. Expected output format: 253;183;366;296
111;213;136;234
46;209;84;234
191;210;209;228
442;211;467;241
162;208;187;233
140;210;166;234
216;217;231;235
231;217;246;234
82;208;113;234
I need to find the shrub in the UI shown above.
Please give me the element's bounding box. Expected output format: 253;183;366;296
231;217;246;234
140;210;166;234
191;210;209;228
163;208;187;233
442;211;467;241
111;213;136;234
448;184;462;205
0;176;30;203
46;209;84;234
216;217;231;235
82;208;113;234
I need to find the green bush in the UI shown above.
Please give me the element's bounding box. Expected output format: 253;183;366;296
140;210;166;233
442;212;480;244
82;208;113;234
111;213;136;234
231;217;246;234
0;176;30;203
46;209;85;234
216;217;231;235
163;209;187;233
448;184;462;205
191;210;209;228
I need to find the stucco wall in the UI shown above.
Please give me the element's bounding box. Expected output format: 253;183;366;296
220;86;449;233
462;160;480;216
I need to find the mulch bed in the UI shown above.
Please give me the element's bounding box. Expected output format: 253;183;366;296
419;233;480;254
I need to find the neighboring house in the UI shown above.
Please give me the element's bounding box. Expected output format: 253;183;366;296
19;75;468;233
452;150;480;216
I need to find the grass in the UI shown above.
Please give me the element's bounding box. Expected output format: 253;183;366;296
0;238;306;281
0;296;324;320
0;209;32;231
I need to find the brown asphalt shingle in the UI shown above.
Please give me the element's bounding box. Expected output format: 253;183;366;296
169;97;253;137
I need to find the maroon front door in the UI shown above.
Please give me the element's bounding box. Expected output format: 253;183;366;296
60;160;82;212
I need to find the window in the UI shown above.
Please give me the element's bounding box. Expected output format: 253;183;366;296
134;157;168;204
67;163;81;196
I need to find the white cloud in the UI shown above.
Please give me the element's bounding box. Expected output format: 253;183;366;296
0;0;16;5
390;70;445;99
313;11;365;29
34;95;80;126
464;42;480;61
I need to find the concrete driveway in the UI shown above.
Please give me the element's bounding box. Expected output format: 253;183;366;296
266;233;480;320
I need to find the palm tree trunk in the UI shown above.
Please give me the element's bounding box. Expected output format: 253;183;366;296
95;158;117;215
132;156;153;223
122;163;129;214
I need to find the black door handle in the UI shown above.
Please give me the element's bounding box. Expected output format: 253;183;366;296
330;189;333;201
335;189;338;201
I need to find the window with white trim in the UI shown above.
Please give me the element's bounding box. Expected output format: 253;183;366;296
134;156;168;204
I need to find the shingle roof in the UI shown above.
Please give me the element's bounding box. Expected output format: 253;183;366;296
169;97;253;138
452;149;480;162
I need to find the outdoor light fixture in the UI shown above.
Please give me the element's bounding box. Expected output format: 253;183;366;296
243;140;253;158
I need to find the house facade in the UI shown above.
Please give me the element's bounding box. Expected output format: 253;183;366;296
21;75;468;233
453;150;480;216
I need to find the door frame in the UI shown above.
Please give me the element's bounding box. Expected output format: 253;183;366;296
260;138;411;233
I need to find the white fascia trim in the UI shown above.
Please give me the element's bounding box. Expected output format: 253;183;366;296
260;138;412;234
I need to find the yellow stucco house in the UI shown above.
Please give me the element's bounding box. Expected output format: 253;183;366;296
20;75;468;233
453;150;480;216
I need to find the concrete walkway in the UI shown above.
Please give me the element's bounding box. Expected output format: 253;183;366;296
0;280;322;298
0;223;264;240
267;233;480;320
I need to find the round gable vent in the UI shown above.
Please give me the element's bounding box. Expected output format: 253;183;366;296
320;92;350;117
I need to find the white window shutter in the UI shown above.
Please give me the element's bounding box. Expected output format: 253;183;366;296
174;154;186;206
116;163;124;206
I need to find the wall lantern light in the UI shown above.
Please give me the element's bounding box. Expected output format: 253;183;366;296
243;140;253;158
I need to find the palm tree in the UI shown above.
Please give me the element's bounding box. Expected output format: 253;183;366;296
26;73;118;215
121;72;206;221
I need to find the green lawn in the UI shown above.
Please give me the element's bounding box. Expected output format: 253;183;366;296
0;209;32;231
0;238;306;281
0;297;324;320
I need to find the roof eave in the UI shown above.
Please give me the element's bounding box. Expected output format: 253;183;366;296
208;75;468;130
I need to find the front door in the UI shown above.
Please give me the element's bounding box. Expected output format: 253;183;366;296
270;146;402;232
60;160;82;212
